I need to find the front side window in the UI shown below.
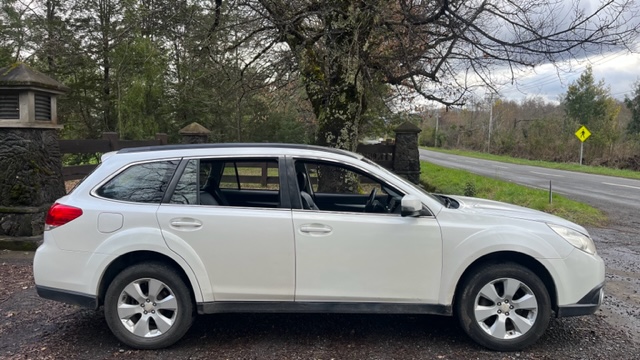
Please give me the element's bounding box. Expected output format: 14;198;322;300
96;160;179;203
308;163;386;196
295;160;403;214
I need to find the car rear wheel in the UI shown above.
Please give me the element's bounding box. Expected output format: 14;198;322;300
455;263;551;351
104;262;194;349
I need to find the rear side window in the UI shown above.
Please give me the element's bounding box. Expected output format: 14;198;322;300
220;160;279;190
168;158;280;207
96;160;179;203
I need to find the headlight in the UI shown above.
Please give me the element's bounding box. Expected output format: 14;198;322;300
548;224;596;255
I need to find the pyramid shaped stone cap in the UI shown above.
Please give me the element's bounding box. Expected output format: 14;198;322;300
394;121;422;133
179;122;211;135
0;63;69;93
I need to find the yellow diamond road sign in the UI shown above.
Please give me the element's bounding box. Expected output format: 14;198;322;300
575;125;591;142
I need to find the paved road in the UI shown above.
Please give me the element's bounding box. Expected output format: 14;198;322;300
420;149;640;215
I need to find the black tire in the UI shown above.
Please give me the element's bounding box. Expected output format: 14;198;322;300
455;262;551;351
104;262;195;349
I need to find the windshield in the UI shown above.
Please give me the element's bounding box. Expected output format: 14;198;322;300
361;157;446;205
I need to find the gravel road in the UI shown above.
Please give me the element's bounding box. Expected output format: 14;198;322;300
1;207;639;359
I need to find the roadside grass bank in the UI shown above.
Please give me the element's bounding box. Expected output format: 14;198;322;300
419;161;607;227
423;147;640;181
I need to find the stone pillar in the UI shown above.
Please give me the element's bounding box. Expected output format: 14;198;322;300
0;63;68;240
179;122;211;144
393;121;422;184
0;128;66;236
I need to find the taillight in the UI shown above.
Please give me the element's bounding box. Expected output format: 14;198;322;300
45;203;83;230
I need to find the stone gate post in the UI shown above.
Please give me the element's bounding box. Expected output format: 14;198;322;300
179;122;211;144
0;64;68;240
393;121;422;184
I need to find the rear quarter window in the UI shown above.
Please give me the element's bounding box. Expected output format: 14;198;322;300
95;160;179;203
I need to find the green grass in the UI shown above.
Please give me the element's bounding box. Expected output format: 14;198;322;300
420;161;607;227
422;147;640;180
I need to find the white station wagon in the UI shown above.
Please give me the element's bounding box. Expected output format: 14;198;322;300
34;144;604;351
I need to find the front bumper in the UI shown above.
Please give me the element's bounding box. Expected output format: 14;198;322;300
556;282;604;318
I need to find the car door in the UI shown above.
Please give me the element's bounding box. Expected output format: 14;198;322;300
156;157;295;301
291;158;443;303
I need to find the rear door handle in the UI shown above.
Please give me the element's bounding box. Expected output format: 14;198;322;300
170;218;203;229
299;224;332;234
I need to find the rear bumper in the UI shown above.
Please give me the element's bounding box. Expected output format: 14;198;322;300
556;282;604;318
36;285;98;309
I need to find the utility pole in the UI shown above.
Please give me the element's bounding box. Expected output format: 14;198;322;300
487;93;494;153
434;111;439;147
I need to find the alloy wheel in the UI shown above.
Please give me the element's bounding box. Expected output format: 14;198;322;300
473;277;539;340
116;278;179;337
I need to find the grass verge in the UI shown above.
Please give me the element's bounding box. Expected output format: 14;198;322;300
420;161;607;227
423;147;640;180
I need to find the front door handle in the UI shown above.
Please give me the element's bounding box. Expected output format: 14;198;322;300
299;224;332;234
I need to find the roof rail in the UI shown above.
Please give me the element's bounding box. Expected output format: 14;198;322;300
117;143;360;158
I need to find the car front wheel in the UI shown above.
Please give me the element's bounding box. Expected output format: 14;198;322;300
104;262;194;349
456;263;551;351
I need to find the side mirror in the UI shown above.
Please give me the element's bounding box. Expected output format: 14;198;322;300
400;195;422;217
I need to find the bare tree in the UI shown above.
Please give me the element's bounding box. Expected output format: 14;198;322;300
204;0;639;150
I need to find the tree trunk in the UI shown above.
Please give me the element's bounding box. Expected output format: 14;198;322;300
100;0;114;132
294;45;366;152
312;81;363;152
45;0;56;73
275;0;375;151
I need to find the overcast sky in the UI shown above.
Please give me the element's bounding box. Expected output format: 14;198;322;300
495;50;640;103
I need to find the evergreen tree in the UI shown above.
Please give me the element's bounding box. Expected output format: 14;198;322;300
624;82;640;135
563;66;620;157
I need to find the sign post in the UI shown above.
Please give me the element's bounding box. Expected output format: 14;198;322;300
574;125;591;165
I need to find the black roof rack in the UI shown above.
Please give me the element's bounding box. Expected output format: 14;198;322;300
117;143;360;159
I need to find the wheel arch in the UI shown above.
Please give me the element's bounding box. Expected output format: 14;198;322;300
452;251;558;314
97;251;197;307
